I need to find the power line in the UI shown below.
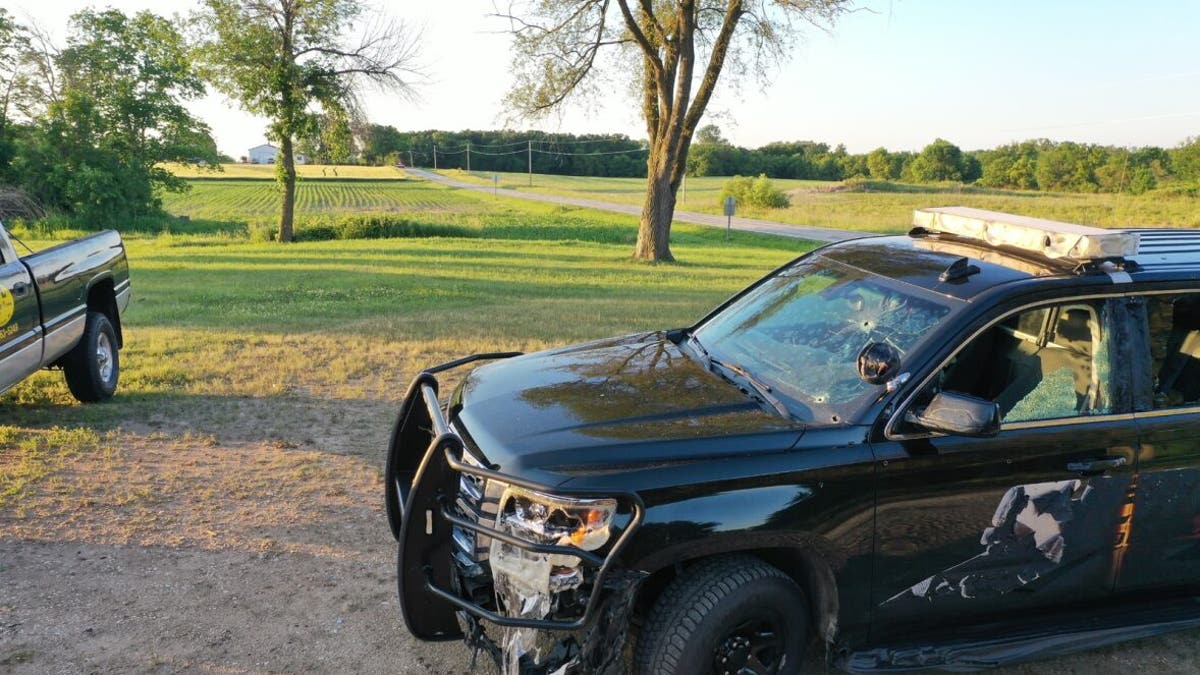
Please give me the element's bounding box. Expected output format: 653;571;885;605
468;148;526;156
532;147;648;156
430;144;645;158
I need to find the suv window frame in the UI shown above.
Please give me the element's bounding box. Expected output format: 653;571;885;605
1132;288;1200;418
884;292;1135;441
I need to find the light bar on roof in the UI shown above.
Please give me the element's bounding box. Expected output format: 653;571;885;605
913;207;1139;260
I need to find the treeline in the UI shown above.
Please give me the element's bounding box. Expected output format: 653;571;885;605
687;126;1200;195
313;126;648;177
0;8;220;226
325;121;1200;196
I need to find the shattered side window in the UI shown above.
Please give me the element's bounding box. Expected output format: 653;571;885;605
1146;294;1200;409
924;300;1113;424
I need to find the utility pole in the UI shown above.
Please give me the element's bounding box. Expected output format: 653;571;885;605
433;144;437;171
466;142;471;173
528;140;533;186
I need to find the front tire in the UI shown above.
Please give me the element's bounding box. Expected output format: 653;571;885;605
63;311;119;403
635;555;809;675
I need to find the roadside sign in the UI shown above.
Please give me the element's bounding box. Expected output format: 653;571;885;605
493;174;500;196
724;196;736;240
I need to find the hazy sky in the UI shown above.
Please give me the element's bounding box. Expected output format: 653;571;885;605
9;0;1200;157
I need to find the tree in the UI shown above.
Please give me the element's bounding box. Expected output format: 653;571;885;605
865;147;893;180
695;123;727;145
501;0;851;261
361;123;405;165
0;9;32;181
1036;141;1103;193
978;141;1040;190
908;138;967;183
13;9;216;225
1171;137;1200;184
297;109;356;164
195;0;421;242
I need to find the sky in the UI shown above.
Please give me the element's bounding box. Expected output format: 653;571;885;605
7;0;1200;157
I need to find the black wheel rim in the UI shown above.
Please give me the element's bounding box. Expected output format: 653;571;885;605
712;617;785;675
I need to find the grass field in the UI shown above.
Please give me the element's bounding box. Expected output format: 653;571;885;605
6;173;1200;672
162;162;407;179
438;168;1200;233
154;165;1200;238
159;177;478;225
437;168;836;207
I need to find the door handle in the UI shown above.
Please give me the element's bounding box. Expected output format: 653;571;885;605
1067;456;1127;473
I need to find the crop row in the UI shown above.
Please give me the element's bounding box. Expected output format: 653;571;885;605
161;180;483;221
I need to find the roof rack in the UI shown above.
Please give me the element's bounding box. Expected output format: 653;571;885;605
912;207;1139;261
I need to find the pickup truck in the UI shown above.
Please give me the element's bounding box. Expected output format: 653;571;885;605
388;208;1200;674
0;223;130;402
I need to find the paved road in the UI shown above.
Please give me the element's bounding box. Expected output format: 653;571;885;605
407;168;863;243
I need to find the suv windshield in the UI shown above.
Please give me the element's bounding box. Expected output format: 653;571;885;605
692;255;957;424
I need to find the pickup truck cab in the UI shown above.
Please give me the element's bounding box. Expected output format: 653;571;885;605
0;224;130;402
387;208;1200;673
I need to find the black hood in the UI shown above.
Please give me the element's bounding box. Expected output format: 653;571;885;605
453;331;805;483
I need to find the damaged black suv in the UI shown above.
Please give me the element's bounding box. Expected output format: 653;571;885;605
386;207;1200;673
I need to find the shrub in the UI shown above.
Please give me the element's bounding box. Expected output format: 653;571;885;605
719;174;790;209
248;222;277;242
293;214;473;241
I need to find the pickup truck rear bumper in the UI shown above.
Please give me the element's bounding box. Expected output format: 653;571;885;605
385;353;646;673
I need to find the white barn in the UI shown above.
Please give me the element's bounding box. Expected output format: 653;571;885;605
248;144;277;164
247;144;307;165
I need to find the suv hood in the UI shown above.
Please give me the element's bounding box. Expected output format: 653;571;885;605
453;332;804;482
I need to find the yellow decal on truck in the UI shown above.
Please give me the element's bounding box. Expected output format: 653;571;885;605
0;286;13;326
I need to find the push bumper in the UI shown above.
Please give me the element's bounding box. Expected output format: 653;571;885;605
385;353;646;672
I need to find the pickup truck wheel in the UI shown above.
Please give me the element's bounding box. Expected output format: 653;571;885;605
634;555;808;675
63;311;119;403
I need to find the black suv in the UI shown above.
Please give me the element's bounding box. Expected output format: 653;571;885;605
386;207;1200;674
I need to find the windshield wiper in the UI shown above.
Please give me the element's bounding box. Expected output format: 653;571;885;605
709;357;793;420
688;332;792;420
687;332;712;368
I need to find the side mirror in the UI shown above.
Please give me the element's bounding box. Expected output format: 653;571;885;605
907;391;1000;438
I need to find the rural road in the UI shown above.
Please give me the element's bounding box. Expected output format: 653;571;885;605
406;168;862;243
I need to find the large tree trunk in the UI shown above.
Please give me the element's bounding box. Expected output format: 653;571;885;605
635;161;676;262
278;135;297;243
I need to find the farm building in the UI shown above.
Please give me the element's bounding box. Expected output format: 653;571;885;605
248;144;276;164
247;144;307;164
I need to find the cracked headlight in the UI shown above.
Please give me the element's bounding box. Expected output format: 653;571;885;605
489;487;617;618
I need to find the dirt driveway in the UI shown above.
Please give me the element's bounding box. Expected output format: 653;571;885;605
0;383;478;674
3;377;1200;674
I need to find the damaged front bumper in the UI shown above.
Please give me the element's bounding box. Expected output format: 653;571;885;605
385;354;646;674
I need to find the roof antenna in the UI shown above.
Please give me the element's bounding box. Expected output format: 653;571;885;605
939;256;981;283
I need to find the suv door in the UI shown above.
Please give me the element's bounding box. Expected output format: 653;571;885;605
0;250;41;391
868;296;1137;640
1120;291;1200;593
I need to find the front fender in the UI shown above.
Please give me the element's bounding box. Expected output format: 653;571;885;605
622;478;875;644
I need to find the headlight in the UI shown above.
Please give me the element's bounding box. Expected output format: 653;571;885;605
488;487;617;617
